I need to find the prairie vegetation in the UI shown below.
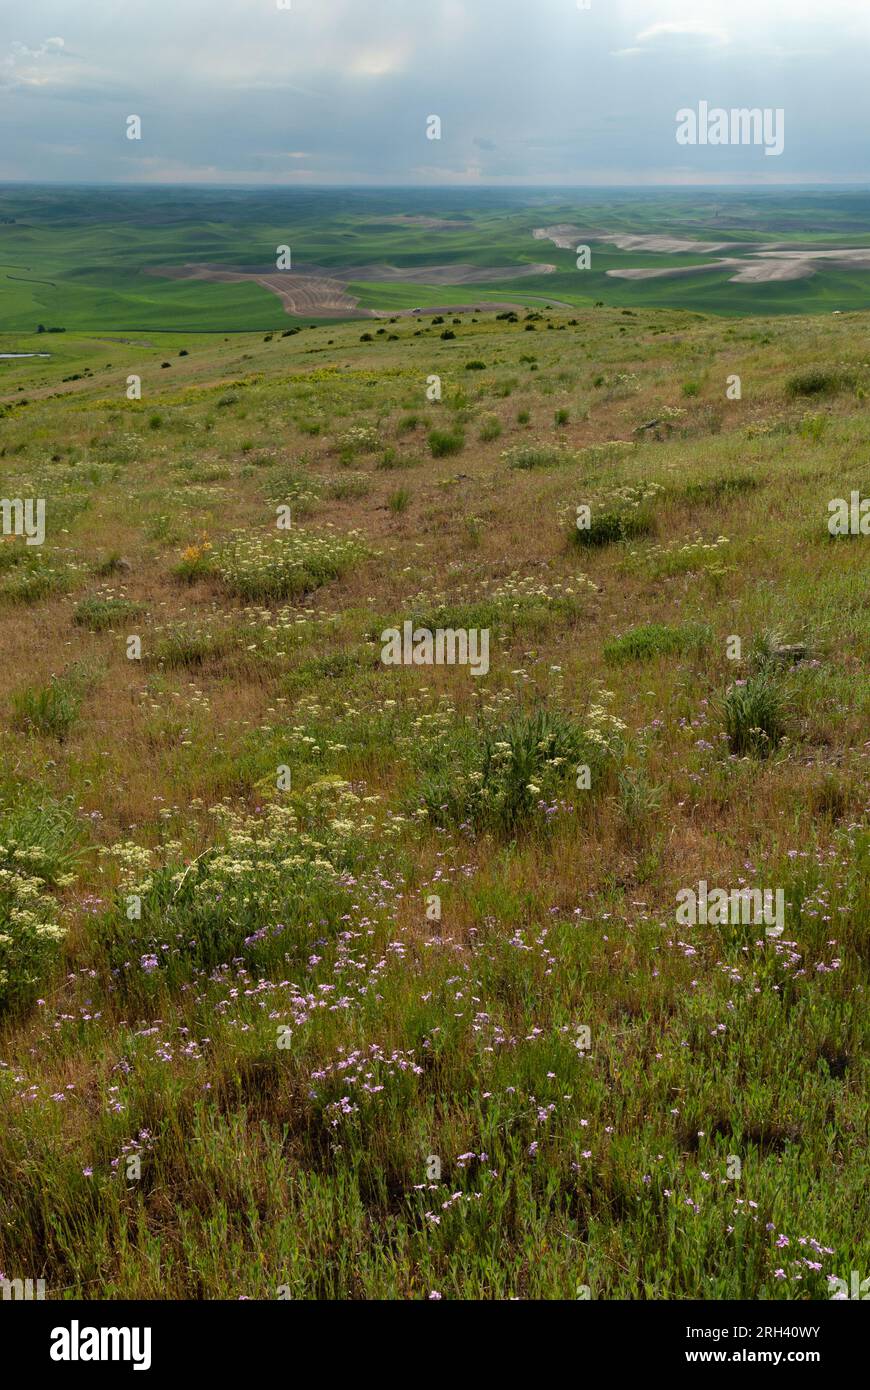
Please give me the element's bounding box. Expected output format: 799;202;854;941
0;297;867;1300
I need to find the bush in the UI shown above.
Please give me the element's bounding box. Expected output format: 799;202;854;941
721;673;787;757
415;704;624;836
579;510;652;546
428;428;465;458
0;559;72;605
786;367;854;398
573;484;661;547
205;529;365;602
101;782;374;987
0;796;80;1014
11;675;82;740
388;487;411;513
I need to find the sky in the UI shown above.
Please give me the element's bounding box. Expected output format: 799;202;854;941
1;0;869;186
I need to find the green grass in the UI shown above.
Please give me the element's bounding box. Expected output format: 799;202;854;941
4;186;870;334
73;596;144;631
0;221;868;1302
604;622;712;664
721;673;789;758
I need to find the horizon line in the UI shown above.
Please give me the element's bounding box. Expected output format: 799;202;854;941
2;180;870;193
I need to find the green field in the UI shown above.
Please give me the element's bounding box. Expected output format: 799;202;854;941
4;186;870;334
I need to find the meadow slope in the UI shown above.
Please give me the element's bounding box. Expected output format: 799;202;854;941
0;303;867;1300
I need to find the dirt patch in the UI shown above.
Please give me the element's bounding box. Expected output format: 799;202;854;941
610;247;870;285
149;263;365;317
534;226;870;286
731;248;870;282
533;226;742;255
607;261;738;281
149;260;558;317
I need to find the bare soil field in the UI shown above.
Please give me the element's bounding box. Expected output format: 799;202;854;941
534;225;870;285
149;263;366;317
150;259;558;317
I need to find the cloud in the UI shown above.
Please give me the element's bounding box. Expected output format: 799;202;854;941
348;44;410;78
9;36;65;61
635;21;730;46
0;34;66;88
0;2;868;184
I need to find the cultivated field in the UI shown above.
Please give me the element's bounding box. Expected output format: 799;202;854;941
0;272;868;1299
6;187;870;334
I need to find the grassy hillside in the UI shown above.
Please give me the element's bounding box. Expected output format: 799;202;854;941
0;301;867;1299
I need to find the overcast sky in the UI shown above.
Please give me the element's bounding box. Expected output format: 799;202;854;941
2;0;868;186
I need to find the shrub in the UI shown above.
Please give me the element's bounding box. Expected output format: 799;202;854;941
207;529;365;602
428;428;465;458
335;424;380;457
797;414;826;442
0;553;74;605
388;487;411;513
102;782;374;985
416;703;624;836
0;797;79;1014
786;367;853;398
616;766;663;836
721;673;787;758
174;541;214;583
573;483;661;547
11;674;82;740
